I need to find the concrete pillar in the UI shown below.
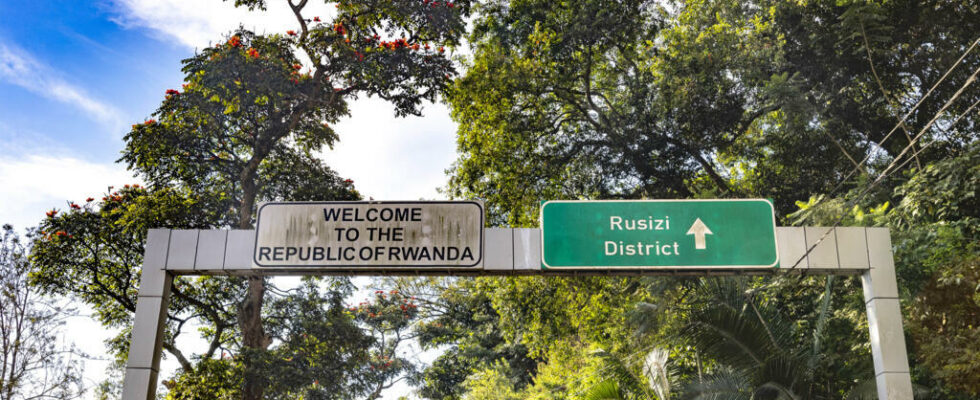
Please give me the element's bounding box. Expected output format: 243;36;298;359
121;229;173;400
861;228;914;399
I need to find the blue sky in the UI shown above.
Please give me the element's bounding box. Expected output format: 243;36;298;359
0;1;458;397
0;0;459;232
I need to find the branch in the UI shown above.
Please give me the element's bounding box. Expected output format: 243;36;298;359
859;22;920;169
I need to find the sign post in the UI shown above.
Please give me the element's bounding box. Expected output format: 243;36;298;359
540;199;778;269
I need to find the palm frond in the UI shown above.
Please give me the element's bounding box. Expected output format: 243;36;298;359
680;366;753;400
643;347;673;400
585;380;628;400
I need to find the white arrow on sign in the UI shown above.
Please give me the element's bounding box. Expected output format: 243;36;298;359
686;218;713;250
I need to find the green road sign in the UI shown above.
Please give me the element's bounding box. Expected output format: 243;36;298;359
540;199;778;269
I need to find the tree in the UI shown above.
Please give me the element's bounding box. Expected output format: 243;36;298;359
437;0;980;394
32;0;470;397
883;143;980;396
393;278;537;399
1;224;83;400
349;288;425;399
31;186;242;375
164;278;381;400
789;141;980;396
447;0;980;222
446;0;837;224
119;0;469;396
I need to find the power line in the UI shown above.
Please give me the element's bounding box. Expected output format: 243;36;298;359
889;96;980;176
817;37;980;209
787;62;980;269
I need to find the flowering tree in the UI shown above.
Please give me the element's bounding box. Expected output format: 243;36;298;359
349;289;422;399
31;185;243;376
110;0;469;398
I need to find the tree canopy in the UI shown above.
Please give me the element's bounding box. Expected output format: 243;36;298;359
21;0;980;398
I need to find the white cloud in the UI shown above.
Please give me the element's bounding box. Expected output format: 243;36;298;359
327;97;458;200
0;154;136;231
0;42;125;129
110;0;336;49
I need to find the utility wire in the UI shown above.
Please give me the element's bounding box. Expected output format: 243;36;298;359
815;37;980;210
787;63;980;269
889;97;980;176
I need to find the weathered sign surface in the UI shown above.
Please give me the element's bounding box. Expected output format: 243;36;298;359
254;201;484;268
540;199;778;269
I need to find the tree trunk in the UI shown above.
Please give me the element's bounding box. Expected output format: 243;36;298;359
238;162;269;400
239;275;267;400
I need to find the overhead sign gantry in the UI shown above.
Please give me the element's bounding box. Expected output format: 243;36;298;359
120;200;914;400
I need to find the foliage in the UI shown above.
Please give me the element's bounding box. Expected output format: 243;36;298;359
114;1;471;397
34;0;472;397
788;141;980;395
164;358;242;399
1;224;83;400
257;279;380;400
30;185;241;373
471;276;642;359
407;277;537;399
436;0;980;395
460;361;523;400
887;143;980;395
639;278;873;399
906;233;980;396
349;288;425;399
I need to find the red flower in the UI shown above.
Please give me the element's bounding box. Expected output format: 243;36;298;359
86;197;94;202
247;48;260;58
144;119;156;125
166;89;180;96
448;2;454;7
313;16;321;22
411;43;420;51
227;36;242;47
292;63;302;70
344;178;353;184
438;46;445;53
287;30;297;36
70;203;80;210
46;209;57;218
